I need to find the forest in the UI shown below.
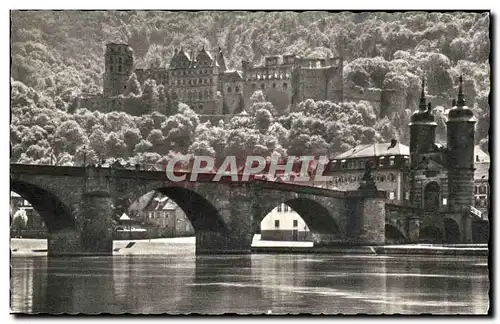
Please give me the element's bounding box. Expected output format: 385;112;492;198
10;11;491;167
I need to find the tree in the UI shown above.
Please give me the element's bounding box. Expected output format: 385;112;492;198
12;209;28;235
125;73;142;96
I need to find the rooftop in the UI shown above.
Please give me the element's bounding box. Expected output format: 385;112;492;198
334;140;409;160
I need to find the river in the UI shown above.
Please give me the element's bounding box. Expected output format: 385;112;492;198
10;252;489;314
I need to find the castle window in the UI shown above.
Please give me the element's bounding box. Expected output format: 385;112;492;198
261;83;265;90
235;86;240;92
273;83;276;88
283;83;288;89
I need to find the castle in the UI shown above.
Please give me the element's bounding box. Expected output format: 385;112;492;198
79;43;386;116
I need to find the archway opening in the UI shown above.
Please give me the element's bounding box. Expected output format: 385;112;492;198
121;187;226;246
424;181;440;211
385;224;407;244
443;218;461;244
10;180;76;233
420;226;443;244
255;198;342;247
472;219;489;243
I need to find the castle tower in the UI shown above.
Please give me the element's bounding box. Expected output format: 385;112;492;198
446;75;477;212
103;43;134;97
409;78;437;169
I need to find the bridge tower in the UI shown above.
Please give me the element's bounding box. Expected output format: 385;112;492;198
446;76;476;216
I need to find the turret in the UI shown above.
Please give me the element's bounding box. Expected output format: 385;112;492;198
409;78;437;167
446;75;477;212
103;43;134;97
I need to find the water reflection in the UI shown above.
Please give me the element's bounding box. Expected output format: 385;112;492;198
11;254;489;314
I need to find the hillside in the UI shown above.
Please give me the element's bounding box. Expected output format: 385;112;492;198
10;11;491;166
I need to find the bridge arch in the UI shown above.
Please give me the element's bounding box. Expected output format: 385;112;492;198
128;186;227;233
420;225;443;244
385;224;407;244
256;197;343;239
10;180;77;232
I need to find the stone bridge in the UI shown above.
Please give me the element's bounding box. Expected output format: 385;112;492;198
11;163;389;256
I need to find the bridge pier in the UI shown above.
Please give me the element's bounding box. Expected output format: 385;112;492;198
196;231;253;254
48;229;83;257
80;191;114;255
407;216;421;243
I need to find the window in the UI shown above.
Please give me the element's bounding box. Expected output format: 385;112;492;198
110;66;113;72
480;196;487;207
389;192;395;200
252;83;256;90
273;83;276;88
199;104;203;111
474;186;478;194
261;83;265;90
277;204;282;212
442;197;448;205
23;200;29;206
380;175;386;182
379;157;385;167
284;205;289;212
293;220;298;227
388;173;395;182
479;185;487;194
405;191;410;200
227;86;232;93
274;220;280;228
118;57;122;64
235;86;240;92
389;157;395;166
188;80;192;85
283;83;288;89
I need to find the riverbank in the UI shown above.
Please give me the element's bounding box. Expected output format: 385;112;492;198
10;237;489;257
